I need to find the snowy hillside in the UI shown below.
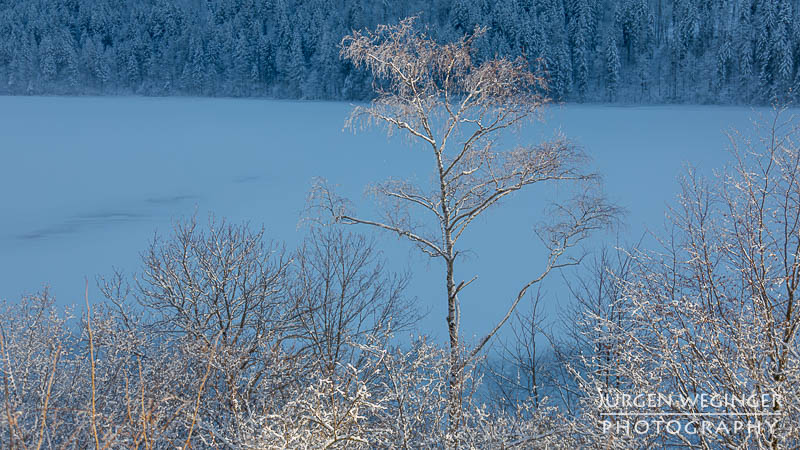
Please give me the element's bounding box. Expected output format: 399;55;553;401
0;0;798;103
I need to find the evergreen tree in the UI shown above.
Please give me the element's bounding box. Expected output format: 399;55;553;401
606;36;620;101
716;39;733;95
39;37;57;83
570;0;592;100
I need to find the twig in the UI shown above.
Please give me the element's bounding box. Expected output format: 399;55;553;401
86;279;101;450
183;341;216;448
35;344;61;450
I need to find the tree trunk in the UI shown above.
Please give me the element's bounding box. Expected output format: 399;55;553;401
446;259;461;448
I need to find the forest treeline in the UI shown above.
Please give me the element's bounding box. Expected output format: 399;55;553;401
1;0;799;103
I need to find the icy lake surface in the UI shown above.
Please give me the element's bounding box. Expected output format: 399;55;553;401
0;96;772;341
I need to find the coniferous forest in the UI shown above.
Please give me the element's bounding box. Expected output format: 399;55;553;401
1;0;799;103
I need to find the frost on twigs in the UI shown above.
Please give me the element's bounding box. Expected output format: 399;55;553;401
0;288;573;448
340;17;548;141
336;16;618;445
564;108;800;448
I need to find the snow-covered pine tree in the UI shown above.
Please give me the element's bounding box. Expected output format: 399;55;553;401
606;36;620;101
569;0;592;101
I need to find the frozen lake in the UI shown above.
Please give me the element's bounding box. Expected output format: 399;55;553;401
0;96;770;341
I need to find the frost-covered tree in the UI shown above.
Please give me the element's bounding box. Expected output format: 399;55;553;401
570;109;800;448
605;36;620;101
569;0;593;100
314;17;618;445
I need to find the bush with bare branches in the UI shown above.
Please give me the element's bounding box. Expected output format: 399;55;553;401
568;109;800;448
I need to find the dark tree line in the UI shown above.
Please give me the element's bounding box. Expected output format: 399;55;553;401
1;0;800;103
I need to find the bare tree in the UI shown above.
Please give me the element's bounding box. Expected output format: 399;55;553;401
118;215;297;442
135;215;291;346
548;243;639;417
485;291;549;413
313;17;618;442
99;217;425;447
290;226;418;376
485;243;639;426
571;109;800;448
